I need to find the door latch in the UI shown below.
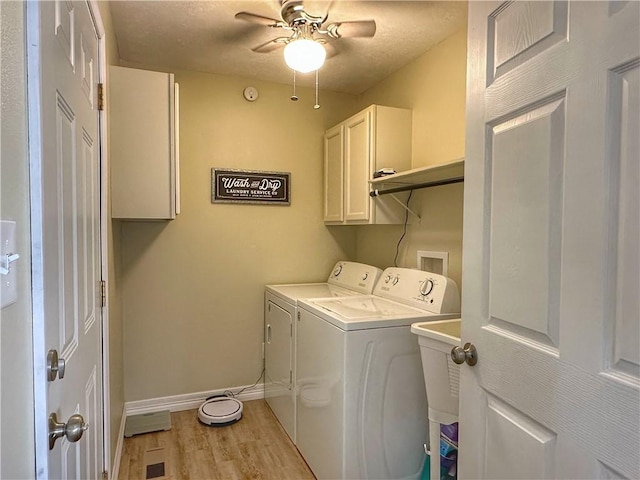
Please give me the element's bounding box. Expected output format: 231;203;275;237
47;349;66;381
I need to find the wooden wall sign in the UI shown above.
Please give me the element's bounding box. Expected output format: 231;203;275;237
211;168;291;205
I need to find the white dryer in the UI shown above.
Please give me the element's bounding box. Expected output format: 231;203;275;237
264;261;382;444
296;267;460;480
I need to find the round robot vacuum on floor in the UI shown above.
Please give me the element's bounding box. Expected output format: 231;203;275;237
198;397;243;427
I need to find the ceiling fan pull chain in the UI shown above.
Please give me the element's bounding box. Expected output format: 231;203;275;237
291;70;298;101
314;69;320;109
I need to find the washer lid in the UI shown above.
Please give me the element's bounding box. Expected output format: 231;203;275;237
301;296;460;331
266;283;359;303
314;296;423;319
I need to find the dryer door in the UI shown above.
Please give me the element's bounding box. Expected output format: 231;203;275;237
264;298;295;442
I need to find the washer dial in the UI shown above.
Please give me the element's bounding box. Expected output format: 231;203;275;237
420;279;434;296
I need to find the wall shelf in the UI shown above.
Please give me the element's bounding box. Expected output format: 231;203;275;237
369;159;464;220
369;158;464;197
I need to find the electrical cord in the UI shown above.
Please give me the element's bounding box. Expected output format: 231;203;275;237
223;368;265;398
393;190;413;267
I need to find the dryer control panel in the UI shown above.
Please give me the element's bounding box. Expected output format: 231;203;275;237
374;267;460;314
327;261;382;294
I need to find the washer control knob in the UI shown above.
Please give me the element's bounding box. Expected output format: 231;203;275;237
333;264;343;277
384;274;392;283
392;276;400;285
420;279;434;296
362;273;369;281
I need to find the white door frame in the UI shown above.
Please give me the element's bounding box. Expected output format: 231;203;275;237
89;1;112;474
26;1;110;477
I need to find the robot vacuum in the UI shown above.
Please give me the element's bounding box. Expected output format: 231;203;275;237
197;396;243;427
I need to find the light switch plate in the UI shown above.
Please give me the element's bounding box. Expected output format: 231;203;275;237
1;220;18;308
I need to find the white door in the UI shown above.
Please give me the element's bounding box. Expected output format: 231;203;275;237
324;124;344;223
28;1;103;478
264;298;295;442
460;1;639;479
345;109;372;222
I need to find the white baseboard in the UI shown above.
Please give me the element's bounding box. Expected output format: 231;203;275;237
110;406;127;480
124;383;265;417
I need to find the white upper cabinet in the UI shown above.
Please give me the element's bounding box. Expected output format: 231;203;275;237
324;105;412;225
323;124;345;223
110;66;180;220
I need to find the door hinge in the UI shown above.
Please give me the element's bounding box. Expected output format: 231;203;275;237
97;83;105;111
297;311;301;321
102;470;109;480
100;280;106;308
289;370;292;385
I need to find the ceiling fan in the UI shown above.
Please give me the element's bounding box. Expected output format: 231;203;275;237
235;0;376;72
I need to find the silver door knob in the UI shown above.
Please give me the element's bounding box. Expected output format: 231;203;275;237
49;413;89;450
46;349;66;381
451;342;478;366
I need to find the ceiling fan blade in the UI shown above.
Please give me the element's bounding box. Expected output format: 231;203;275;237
235;12;284;28
252;37;289;53
325;20;376;39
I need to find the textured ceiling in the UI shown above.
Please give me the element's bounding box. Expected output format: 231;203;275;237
109;1;467;95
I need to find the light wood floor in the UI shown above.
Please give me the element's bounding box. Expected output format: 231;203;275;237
118;399;315;480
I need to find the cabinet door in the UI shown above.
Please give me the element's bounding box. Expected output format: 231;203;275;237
110;66;177;220
344;109;372;222
324;124;344;223
264;300;295;442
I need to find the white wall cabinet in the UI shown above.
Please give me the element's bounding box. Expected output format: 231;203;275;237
110;66;180;220
323;105;412;224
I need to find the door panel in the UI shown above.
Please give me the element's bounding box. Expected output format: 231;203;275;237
55;94;80;359
607;62;639;378
61;438;81;478
264;300;295;441
484;395;556;480
489;1;568;83
80;129;99;335
460;2;640;479
55;0;74;67
488;97;564;349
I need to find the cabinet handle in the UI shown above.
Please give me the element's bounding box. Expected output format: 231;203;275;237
267;324;272;344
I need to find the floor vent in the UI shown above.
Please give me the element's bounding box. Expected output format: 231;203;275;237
144;447;169;480
146;463;165;479
125;410;171;437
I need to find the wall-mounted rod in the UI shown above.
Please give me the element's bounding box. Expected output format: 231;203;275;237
370;176;464;197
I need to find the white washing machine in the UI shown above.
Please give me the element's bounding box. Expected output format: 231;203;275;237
296;267;460;480
264;261;382;444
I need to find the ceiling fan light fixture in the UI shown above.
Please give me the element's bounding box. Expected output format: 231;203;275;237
284;38;326;73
